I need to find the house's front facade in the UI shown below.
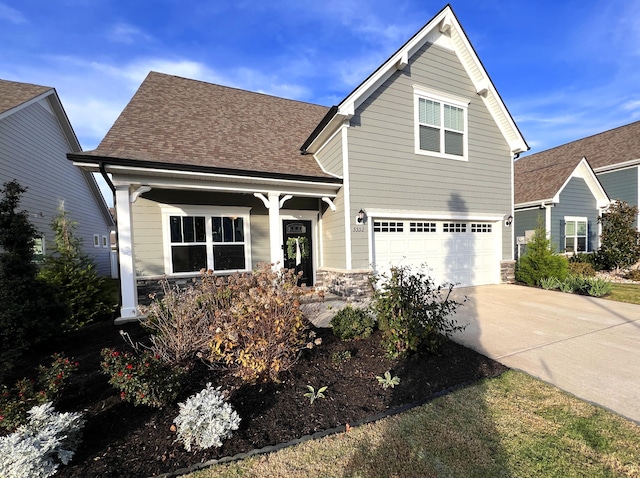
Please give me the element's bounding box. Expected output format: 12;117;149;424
514;156;609;258
0;79;114;274
70;6;528;320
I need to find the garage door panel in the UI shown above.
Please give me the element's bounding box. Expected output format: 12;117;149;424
373;219;499;287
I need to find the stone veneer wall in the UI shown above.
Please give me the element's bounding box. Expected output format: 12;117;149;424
315;268;373;300
500;260;516;284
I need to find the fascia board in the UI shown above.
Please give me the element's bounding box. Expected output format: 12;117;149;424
515;199;554;210
593;158;640;173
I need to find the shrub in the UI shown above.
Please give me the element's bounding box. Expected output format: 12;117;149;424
209;264;311;383
568;261;596;277
173;383;240;452
587;278;612;297
100;348;185;407
595;200;640;270
140;279;217;367
539;277;561;290
0;402;85;478
370;265;465;358
38;205;116;331
516;222;569;286
0;181;65;382
330;305;376;340
0;353;78;433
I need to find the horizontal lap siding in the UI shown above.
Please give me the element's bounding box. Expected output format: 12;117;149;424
553;178;599;252
597;168;638;206
132;198;164;276
514;208;543;258
315;131;343;177
347;42;512;268
0;100;112;274
321;188;346;268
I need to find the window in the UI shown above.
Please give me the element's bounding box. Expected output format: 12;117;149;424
102;235;108;248
471;223;492;233
163;207;250;274
565;217;587;253
443;222;467;233
415;86;468;160
374;221;404;232
33;236;45;262
410;222;436;232
93;234;100;248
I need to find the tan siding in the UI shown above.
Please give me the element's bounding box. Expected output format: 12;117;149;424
0;100;112;274
132;197;164;276
315;131;343;177
250;213;270;267
321;188;346;268
347;42;513;267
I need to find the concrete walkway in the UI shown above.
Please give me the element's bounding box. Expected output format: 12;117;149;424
451;284;640;424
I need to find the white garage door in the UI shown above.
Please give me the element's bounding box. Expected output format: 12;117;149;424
372;219;500;287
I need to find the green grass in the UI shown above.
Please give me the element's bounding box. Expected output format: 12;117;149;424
186;371;640;478
605;283;640;305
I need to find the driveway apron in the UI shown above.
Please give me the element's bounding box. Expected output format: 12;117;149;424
451;284;640;423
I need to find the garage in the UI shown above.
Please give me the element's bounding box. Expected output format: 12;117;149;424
371;218;500;287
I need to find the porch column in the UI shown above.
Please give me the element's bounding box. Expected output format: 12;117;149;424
115;185;139;319
254;192;284;266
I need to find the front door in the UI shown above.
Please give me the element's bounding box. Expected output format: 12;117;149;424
282;220;313;286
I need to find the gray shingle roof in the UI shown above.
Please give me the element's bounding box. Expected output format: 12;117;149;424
0;79;51;115
83;72;335;179
514;121;640;205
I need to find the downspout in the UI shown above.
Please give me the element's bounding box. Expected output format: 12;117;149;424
99;162;122;319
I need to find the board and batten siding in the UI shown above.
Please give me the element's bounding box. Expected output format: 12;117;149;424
597;168;639;208
346;41;513;269
552;177;599;252
0;98;112;274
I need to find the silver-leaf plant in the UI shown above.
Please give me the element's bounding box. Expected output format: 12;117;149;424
0;402;85;478
173;383;241;452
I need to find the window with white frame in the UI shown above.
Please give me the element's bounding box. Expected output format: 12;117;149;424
414;86;468;160
564;217;587;253
93;234;100;248
164;207;250;274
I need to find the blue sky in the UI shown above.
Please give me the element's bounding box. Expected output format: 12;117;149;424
2;1;639;203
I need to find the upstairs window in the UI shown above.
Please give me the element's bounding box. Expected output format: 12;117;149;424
414;86;468;161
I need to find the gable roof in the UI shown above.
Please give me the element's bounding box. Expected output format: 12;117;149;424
302;4;528;155
0;79;51;118
77;72;338;181
515;154;609;208
523;121;640;175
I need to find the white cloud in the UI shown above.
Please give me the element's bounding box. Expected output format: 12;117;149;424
107;23;154;44
0;3;26;24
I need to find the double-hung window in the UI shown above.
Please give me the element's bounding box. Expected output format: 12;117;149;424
414;86;469;160
163;207;250;274
564;217;587;253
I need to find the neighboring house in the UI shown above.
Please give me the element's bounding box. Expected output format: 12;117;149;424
0;79;115;274
70;5;528;320
514;156;609;258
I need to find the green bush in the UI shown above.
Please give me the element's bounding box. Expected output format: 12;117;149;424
370;265;465;359
568;262;596;277
0;354;78;432
516;223;569;286
38;206;116;331
595;200;640;270
587;278;612;297
0;181;65;383
100;348;186;407
330;305;376;340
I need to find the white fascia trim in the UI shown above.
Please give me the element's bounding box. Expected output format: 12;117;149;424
0;89;53;121
593;158;640;174
341;124;352;270
515;199;554;210
553;158;610;208
304;113;351;155
366;209;504;222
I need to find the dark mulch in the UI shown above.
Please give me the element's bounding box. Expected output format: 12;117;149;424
9;320;507;478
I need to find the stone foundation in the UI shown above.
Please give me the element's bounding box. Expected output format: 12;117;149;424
315;268;373;300
500;260;516;284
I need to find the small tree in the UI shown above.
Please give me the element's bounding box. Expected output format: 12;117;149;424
0;181;63;382
38;204;116;331
595;200;640;271
516;219;569;286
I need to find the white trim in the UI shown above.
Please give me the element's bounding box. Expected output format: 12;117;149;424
544;205;552;239
413;85;469;162
553;158;610;209
102;235;108;248
593;158;640;174
115;185;139;318
341;124;353;269
93;234;100;248
281;209;319;284
563;216;588;253
366;209;504;222
160;205;252;276
0;90;53;121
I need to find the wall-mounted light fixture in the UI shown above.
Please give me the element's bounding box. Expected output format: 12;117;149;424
505;214;513;227
356;209;366;224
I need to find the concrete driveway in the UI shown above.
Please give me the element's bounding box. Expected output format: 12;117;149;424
451;284;640;424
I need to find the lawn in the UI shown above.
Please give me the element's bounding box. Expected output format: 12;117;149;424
605;283;640;305
188;370;640;478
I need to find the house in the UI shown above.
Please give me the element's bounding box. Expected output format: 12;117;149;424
514;155;609;257
69;5;528;320
0;79;115;274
